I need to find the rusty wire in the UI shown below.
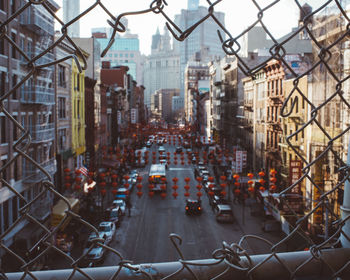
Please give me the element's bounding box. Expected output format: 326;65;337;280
1;0;350;279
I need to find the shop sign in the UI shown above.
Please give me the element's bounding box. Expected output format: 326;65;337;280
289;160;302;194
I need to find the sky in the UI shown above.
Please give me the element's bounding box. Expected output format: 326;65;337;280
55;0;327;55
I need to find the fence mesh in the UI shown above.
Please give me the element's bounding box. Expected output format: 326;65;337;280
1;0;350;279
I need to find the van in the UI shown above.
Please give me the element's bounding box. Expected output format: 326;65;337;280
215;204;234;223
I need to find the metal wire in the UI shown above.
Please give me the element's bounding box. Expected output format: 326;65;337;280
1;0;350;279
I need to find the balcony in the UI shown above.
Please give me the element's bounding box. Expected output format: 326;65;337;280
28;123;55;143
20;87;55;105
20;6;55;36
23;158;57;184
244;100;253;111
26;50;55;66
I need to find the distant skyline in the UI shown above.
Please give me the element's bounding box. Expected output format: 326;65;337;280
55;0;327;55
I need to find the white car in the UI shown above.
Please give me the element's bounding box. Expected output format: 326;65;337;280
158;146;165;153
112;199;126;215
97;221;116;244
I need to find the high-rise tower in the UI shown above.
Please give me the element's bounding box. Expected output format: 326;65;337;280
63;0;80;37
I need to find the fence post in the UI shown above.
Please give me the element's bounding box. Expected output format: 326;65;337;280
340;139;350;248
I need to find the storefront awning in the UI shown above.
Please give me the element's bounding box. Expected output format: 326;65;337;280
51;197;79;228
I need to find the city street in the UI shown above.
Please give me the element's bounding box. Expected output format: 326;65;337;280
102;141;285;266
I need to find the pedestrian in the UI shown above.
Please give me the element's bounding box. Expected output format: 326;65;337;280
126;198;132;217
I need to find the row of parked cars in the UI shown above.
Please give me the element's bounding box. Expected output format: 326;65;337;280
193;163;234;223
80;170;139;266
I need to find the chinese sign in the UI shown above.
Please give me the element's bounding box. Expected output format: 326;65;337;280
289;160;302;195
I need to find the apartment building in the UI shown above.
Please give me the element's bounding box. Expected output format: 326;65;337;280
0;0;59;269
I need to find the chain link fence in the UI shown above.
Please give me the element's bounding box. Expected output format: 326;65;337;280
1;0;350;279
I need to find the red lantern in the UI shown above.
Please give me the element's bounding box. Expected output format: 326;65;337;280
196;185;202;190
270;185;277;191
137;191;143;198
248;186;254;193
270;177;277;183
184;192;190;197
148;191;155;197
259;179;265;185
233;174;240;180
64;176;71;181
259;186;266;192
184;177;190;183
160;185;167;191
64;182;71;189
161;177;167;182
148;184;154;190
174;161;178;165
88;171;94;177
100;173;106;178
111;189;118;195
100;189;106;196
234;189;241;195
197;191;202;198
137;176;143;182
112;182;118;188
220;190;227;196
99;181;106;187
248;180;254;185
234;182;240;187
172;192;178;199
184;185;190;191
112;174;118;180
124;175;130;180
172;177;179;183
160;192;167;199
220;175;227;181
136;184;143;190
172;185;179;190
75;177;82;183
270;169;277;176
64;168;71;173
209;184;215;189
75;170;81;175
258;171;265;177
148;177;154;183
208;191;214;197
208;176;214;182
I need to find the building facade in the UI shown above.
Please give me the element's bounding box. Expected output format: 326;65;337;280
62;0;80;37
0;0;59;269
143;26;180;108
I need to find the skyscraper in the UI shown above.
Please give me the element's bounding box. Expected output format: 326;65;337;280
63;0;80;37
175;1;225;102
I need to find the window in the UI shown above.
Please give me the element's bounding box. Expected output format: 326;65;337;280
1;116;6;143
125;53;128;57
11;31;16;59
0;71;5;94
130;53;134;57
58;129;66;151
12;74;17;99
13;115;18;140
76;73;80;91
1;159;7;181
58;65;66;88
119;53;123;57
3;200;9;231
12;196;18;221
0;0;4;11
77;99;80;119
58;97;66;119
10;0;15;14
0;38;4;55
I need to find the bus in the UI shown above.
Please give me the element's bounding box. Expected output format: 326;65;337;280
149;164;167;192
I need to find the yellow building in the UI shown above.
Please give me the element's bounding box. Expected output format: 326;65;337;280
71;53;87;166
280;75;308;197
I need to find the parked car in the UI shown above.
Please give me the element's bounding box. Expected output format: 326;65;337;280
105;207;121;226
209;195;229;209
191;156;197;164
214;204;234;223
115;187;129;200
82;238;106;265
185;199;202;215
97;221;116;244
176;146;183;153
112;199;126;215
158;146;165;153
146;141;152;147
159;159;168;169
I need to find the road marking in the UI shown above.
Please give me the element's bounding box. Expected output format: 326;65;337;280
169;168;192;171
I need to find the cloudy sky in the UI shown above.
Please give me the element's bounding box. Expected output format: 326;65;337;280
55;0;330;55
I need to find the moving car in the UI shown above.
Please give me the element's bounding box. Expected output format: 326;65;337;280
176;146;183;153
158;146;165;153
159;159;168;169
146;141;152;147
185;199;202;215
115;187;129;201
106;207;121;226
214;204;234;223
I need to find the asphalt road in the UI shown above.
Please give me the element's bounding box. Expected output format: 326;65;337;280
102;141;244;266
